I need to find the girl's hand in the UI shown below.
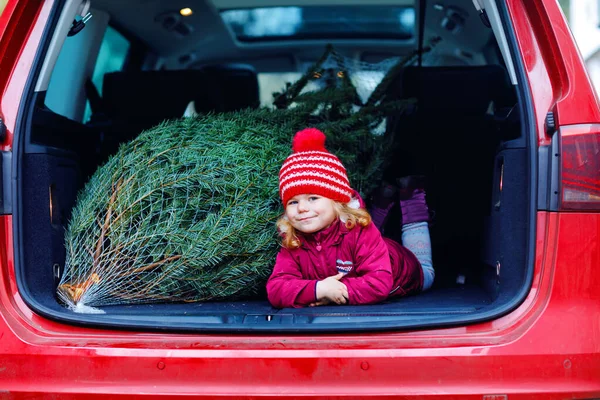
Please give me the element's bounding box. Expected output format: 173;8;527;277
316;273;349;305
309;299;331;307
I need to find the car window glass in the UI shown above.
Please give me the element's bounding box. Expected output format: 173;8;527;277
221;6;415;42
83;26;130;122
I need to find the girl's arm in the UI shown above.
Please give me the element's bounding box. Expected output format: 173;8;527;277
266;248;317;308
341;223;394;305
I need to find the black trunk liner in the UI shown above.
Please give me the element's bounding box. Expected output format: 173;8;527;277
52;285;491;319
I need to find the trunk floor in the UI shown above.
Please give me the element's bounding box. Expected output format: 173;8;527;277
83;284;493;317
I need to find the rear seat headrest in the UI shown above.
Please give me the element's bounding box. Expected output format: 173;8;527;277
196;63;260;111
392;66;516;115
102;64;259;127
103;70;222;126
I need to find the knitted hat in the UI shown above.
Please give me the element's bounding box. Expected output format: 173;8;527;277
279;128;353;205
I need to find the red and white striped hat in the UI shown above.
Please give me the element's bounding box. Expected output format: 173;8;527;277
279;128;353;206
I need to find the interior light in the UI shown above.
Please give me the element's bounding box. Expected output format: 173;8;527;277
180;7;193;16
49;185;53;223
499;163;504;192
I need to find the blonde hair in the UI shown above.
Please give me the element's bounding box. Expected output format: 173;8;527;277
276;201;372;249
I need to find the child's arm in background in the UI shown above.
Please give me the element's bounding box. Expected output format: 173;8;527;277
341;223;394;305
266;248;318;308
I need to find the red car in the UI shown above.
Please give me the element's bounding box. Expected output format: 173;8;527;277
0;0;599;398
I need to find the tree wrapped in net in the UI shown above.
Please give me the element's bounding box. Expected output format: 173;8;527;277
57;43;437;312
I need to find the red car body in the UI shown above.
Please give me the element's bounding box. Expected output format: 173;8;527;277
0;0;599;398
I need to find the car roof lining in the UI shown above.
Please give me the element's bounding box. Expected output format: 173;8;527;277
91;0;494;70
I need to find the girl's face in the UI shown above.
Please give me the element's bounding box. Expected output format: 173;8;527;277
285;194;337;234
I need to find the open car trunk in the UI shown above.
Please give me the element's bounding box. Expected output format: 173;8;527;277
13;0;534;332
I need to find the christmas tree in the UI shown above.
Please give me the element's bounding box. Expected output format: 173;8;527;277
57;43;436;312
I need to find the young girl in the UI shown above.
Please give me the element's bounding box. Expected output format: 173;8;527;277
266;128;435;308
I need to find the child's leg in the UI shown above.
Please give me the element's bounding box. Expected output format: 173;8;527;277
401;221;434;291
369;182;397;233
398;177;435;291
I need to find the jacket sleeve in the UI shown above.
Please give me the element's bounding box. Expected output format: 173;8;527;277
342;223;393;305
266;247;317;308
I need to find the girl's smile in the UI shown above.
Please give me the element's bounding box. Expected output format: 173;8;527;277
285;194;337;234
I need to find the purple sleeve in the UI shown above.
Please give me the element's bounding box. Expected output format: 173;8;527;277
266;248;318;308
342;223;393;305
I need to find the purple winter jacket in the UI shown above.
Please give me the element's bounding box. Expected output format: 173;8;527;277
266;218;424;308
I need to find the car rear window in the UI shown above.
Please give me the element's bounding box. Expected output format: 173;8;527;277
220;6;415;42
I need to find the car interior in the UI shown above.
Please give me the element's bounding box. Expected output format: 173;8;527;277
14;0;535;331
